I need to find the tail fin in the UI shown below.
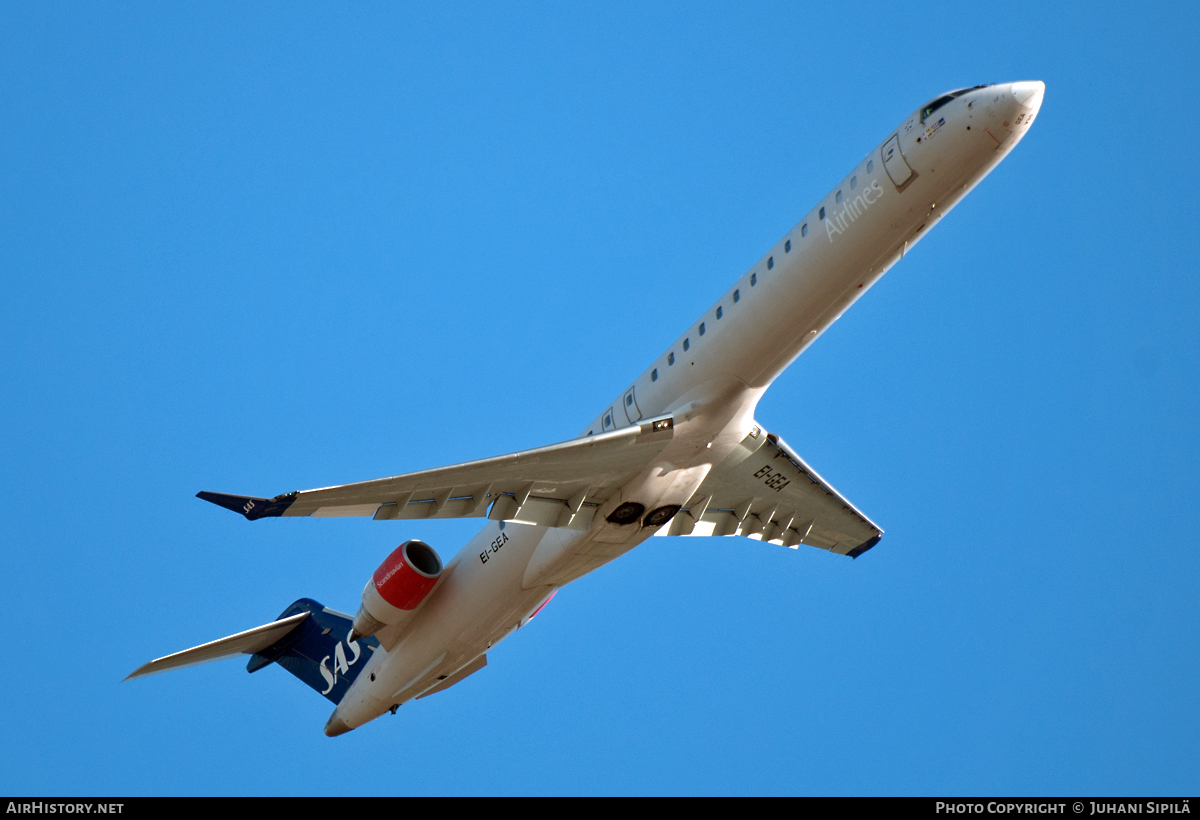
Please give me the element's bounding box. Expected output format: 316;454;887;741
247;598;381;705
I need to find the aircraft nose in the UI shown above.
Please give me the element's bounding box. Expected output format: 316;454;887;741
1010;80;1045;112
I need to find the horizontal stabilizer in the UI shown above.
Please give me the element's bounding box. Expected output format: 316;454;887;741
124;611;309;680
197;490;298;520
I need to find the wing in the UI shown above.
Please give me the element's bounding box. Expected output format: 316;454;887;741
198;415;675;529
657;425;883;558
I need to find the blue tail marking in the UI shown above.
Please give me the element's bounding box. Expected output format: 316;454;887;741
246;598;380;705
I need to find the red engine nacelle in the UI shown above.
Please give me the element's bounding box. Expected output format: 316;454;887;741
349;539;443;641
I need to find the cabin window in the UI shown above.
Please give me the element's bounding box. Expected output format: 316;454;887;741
716;306;723;320
733;289;740;303
750;273;757;286
604;413;612;429
836;191;843;204
867;159;874;173
651;368;658;381
668;352;674;365
626;394;633;406
851;176;858;190
819;207;825;220
767;256;774;270
801;224;808;237
683;338;690;351
699;322;706;336
784;239;791;253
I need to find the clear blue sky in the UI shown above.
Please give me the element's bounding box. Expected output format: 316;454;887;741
2;2;1197;796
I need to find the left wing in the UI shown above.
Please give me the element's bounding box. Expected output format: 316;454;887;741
198;416;675;528
657;425;883;558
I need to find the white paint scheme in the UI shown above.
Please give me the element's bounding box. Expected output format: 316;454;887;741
320;81;1045;736
124;612;310;680
148;83;1045;735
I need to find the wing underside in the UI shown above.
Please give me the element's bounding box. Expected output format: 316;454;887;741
197;411;880;558
198;415;676;530
657;425;883;558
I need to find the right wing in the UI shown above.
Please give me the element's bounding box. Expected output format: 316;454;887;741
657;424;883;558
198;415;675;529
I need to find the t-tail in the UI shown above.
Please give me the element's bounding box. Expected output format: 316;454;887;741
125;598;380;716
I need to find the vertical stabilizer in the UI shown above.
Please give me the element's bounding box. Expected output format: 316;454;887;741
247;598;380;704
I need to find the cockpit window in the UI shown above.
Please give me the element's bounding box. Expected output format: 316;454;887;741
920;85;991;122
920;95;955;122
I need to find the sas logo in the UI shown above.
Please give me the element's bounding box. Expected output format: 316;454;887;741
318;632;363;695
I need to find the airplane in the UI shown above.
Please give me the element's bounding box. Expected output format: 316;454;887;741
126;81;1046;736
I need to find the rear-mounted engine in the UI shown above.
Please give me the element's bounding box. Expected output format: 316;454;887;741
349;539;443;641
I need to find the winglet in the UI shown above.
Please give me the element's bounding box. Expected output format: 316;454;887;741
197;490;298;520
846;534;882;559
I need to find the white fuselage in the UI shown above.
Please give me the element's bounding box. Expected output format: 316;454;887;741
327;81;1045;735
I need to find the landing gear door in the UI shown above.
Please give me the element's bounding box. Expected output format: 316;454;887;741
623;387;642;424
882;135;914;188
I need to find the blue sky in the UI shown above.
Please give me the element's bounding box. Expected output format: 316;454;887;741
2;2;1197;796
